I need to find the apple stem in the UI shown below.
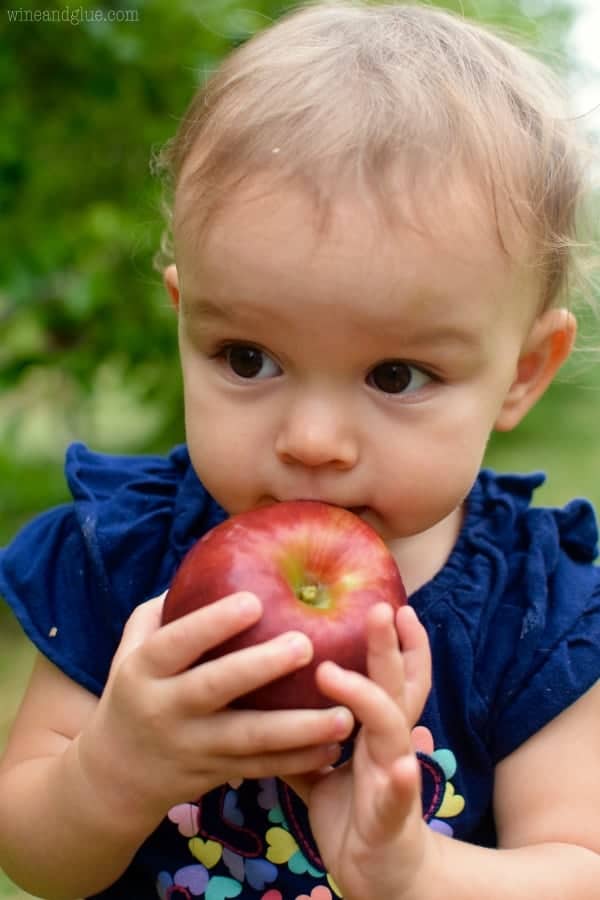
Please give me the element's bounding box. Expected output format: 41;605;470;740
297;584;330;608
299;585;319;604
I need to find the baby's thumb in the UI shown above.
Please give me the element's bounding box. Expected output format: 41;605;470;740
111;591;167;670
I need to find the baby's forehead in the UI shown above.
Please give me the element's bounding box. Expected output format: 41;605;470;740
173;165;529;272
172;170;542;339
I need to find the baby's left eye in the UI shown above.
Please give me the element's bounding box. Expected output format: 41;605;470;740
367;361;432;395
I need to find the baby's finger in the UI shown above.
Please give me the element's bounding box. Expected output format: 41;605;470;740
176;628;316;712
139;591;264;678
109;593;167;674
217;741;343;782
365;603;406;708
315;662;410;768
194;706;354;757
369;755;422;842
396;606;432;724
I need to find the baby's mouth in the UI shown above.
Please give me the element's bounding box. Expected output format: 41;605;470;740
347;506;368;516
268;497;371;519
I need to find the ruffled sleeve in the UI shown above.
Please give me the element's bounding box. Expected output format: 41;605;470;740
488;577;600;762
467;472;600;762
0;442;225;695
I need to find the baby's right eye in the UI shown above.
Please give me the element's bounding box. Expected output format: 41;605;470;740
221;344;281;380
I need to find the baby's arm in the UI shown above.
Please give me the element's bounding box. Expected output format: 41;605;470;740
293;606;600;900
418;681;600;900
0;592;354;900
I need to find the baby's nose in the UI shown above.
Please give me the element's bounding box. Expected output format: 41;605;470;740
275;398;358;470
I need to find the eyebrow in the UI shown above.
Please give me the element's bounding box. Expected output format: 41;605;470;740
181;296;235;322
402;325;481;350
181;293;295;334
182;294;482;352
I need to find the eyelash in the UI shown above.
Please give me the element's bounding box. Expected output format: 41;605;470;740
211;341;281;376
211;341;439;394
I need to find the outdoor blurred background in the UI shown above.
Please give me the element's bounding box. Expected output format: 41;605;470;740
0;0;598;896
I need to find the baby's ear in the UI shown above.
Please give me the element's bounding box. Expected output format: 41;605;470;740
163;264;180;311
494;308;576;432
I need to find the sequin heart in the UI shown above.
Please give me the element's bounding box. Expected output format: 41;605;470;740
429;819;454;837
438;783;465;818
246;858;278;891
222;848;245;882
258;778;278;810
176;864;209;895
205;875;243;900
189;837;223;868
267;806;286;825
432;748;457;779
156;871;170;896
297;886;333;900
223;789;244;826
411;725;434;754
289;850;323;877
168;803;199;837
265;826;298;864
261;891;283;900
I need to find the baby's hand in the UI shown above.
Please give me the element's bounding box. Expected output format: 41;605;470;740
76;592;354;831
287;603;434;900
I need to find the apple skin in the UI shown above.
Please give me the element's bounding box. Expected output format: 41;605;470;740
161;500;407;710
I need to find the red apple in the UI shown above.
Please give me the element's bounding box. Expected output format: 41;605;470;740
162;500;406;709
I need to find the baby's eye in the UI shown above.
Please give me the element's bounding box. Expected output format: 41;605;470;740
367;361;432;395
223;344;281;380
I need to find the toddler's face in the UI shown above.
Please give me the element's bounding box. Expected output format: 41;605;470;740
169;176;541;577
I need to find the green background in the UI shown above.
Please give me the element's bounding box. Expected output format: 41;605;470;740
0;0;598;897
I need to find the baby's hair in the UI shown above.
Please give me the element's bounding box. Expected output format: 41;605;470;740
154;0;594;312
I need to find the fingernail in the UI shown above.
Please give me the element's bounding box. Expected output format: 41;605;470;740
238;593;260;614
333;707;353;736
285;632;312;662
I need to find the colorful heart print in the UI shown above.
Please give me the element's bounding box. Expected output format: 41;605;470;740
168;803;200;837
265;826;298;864
297;886;333;900
205;876;243;900
189;837;223;868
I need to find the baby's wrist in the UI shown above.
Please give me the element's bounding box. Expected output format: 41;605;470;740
388;820;441;900
340;817;439;900
72;730;165;843
399;825;449;900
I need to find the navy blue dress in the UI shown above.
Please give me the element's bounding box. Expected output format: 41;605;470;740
2;443;600;900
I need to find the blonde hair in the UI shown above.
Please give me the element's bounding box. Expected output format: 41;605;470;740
154;0;592;310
